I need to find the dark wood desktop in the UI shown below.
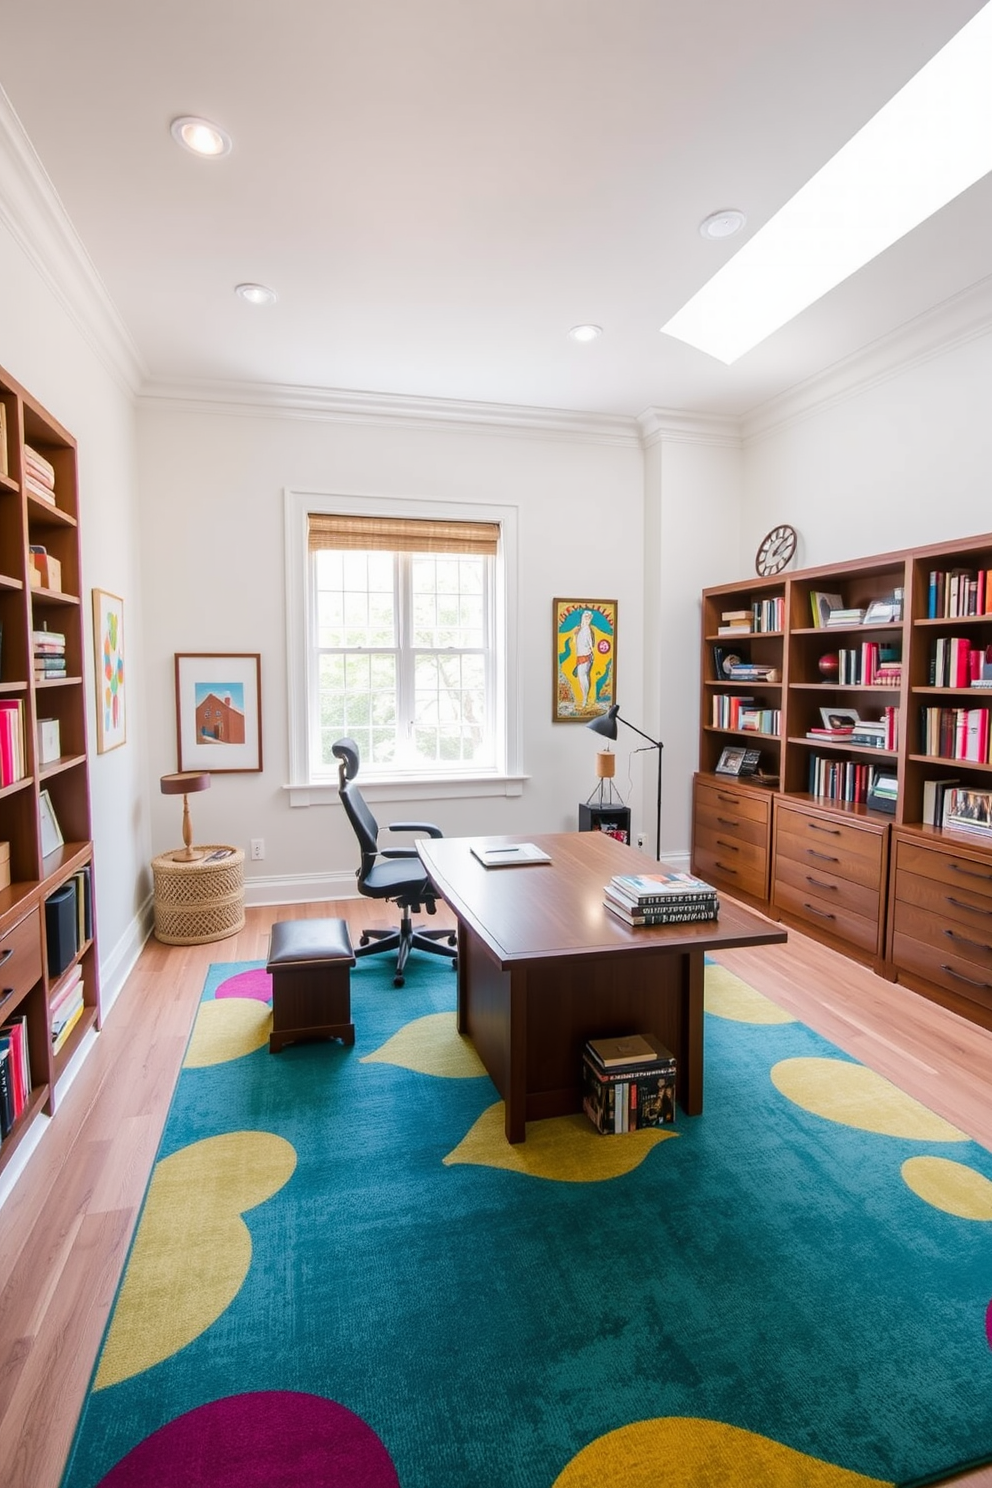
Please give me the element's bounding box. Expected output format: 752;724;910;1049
417;831;787;1142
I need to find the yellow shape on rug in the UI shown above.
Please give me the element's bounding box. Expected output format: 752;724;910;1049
94;1131;296;1389
901;1156;992;1219
183;997;271;1067
362;1010;486;1078
444;1103;675;1181
705;963;795;1023
771;1057;967;1141
552;1416;892;1487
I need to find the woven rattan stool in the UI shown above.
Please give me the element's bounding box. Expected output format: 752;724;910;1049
152;845;246;945
266;917;356;1052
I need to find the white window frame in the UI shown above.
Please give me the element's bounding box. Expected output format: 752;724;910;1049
284;488;523;806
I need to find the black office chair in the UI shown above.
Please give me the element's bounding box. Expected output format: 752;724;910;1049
332;737;457;986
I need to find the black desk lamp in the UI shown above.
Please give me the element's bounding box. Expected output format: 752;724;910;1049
587;705;664;859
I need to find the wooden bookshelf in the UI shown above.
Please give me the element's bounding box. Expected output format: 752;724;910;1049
693;531;992;1030
0;360;99;1177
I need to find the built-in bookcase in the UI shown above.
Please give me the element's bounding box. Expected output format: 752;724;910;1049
694;531;992;1031
0;358;100;1179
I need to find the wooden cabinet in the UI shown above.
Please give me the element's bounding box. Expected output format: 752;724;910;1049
0;359;99;1178
772;799;888;965
691;775;773;908
694;529;992;1024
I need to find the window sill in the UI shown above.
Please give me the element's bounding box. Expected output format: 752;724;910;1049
285;774;528;808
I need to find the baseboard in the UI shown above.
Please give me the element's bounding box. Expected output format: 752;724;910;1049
243;870;361;906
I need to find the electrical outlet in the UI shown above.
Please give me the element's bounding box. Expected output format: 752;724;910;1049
636;833;646;849
250;838;265;860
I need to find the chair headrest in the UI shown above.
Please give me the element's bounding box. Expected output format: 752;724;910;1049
331;737;361;782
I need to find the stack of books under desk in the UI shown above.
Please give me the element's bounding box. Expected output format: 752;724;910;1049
582;1033;677;1134
603;870;719;926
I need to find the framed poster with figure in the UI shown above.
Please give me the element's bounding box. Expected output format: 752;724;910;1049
553;599;617;722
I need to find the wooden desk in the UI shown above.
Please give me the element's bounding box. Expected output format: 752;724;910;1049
417;832;787;1143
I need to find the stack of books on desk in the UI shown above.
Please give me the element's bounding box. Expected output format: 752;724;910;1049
603;870;719;926
582;1033;677;1134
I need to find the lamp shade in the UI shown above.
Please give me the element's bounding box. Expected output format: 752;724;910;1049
160;771;210;796
586;705;619;740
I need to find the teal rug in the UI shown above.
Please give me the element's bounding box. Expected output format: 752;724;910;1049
61;954;992;1487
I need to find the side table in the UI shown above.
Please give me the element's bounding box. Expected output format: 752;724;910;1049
152;845;246;945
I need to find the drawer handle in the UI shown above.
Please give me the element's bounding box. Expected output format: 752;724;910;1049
717;793;738;803
716;839;740;851
0;948;13;968
945;896;992;918
806;849;840;863
715;862;738;875
808;823;842;836
949;861;992;883
0;988;14;1009
941;964;992;991
942;928;992;954
803;903;836;920
805;876;837;891
716;816;740;827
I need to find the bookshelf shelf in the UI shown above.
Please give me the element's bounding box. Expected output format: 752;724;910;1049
0;358;99;1177
693;530;992;1031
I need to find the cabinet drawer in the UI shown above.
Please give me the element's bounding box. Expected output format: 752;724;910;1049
894;839;992;904
891;931;992;1015
775;815;883;889
0;906;43;1014
773;875;879;954
695;781;770;827
692;844;768;901
694;822;768;871
893;868;992;933
890;896;992;968
774;855;879;921
695;803;768;849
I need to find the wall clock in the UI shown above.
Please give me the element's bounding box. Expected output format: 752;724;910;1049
755;523;797;577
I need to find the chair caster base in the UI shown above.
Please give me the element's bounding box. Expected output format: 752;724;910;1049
393;975;405;987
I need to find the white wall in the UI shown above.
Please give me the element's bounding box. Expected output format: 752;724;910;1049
0;211;147;1003
136;397;644;897
741;326;992;571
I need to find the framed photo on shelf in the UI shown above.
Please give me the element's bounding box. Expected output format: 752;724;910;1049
819;707;860;729
93;589;126;753
715;745;761;777
553;598;617;722
39;789;64;856
175;653;262;772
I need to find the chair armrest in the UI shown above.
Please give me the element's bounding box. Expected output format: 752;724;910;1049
388;821;444;838
380;848;421;859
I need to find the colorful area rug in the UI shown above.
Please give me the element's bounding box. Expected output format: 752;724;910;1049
61;953;992;1488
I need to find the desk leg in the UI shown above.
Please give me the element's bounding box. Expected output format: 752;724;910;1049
455;921;470;1034
680;949;704;1116
505;969;528;1144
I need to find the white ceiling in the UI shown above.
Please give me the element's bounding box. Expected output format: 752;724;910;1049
1;0;989;419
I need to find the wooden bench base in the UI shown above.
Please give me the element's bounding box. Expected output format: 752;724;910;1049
266;918;356;1053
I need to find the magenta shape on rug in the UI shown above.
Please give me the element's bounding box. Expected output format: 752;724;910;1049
214;968;272;1003
97;1391;399;1487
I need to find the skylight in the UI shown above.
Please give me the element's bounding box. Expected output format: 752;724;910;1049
660;2;992;364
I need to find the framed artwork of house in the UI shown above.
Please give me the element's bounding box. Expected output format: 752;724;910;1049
175;652;262;772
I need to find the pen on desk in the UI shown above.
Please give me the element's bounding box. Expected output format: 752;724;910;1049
486;847;519;853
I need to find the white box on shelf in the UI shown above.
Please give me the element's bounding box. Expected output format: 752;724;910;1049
37;717;61;765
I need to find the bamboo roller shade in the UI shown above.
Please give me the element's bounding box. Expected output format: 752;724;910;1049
308;514;500;556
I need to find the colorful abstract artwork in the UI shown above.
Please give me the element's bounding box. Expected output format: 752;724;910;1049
553;598;617;722
93;589;126;753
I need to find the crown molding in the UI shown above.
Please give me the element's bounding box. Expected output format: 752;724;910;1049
0;86;145;396
742;272;992;446
637;407;742;449
138;376;644;447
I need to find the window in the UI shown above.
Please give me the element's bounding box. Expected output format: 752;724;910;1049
285;494;519;798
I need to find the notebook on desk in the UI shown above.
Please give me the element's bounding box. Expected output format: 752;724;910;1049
470;842;552;868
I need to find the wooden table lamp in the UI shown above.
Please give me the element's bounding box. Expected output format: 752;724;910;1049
160;771;211;861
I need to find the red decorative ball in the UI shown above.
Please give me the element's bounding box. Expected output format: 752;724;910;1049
818;652;839;680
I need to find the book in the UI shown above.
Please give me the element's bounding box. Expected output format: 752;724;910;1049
604;880;717;914
470;841;552;868
582;1057;676;1133
52;1000;85;1055
608;870;717;904
604;897;718;927
810;591;844;627
586;1034;660;1067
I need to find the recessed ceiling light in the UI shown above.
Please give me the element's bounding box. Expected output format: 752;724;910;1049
662;1;992;364
235;283;278;306
699;209;747;240
170;116;232;158
568;324;603;342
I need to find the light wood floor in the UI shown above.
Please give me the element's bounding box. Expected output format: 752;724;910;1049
1;898;990;1488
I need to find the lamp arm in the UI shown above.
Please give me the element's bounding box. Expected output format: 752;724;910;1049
617;716;663;751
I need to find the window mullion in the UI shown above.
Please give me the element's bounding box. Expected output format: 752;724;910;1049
396;552;414;764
